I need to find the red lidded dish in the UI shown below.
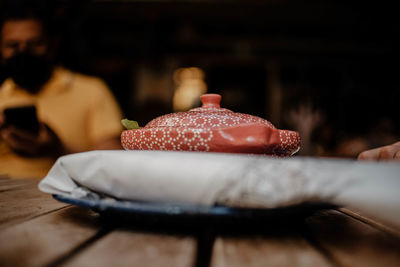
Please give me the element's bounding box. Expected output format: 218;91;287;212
121;94;300;156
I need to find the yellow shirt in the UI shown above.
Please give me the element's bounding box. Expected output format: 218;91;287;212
0;67;123;178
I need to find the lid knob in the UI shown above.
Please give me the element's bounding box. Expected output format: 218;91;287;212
200;94;221;108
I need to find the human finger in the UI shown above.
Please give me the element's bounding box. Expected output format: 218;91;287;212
378;142;400;161
0;127;39;155
357;147;381;161
5;125;39;143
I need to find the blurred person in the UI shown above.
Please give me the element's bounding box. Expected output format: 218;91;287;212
358;141;400;162
0;6;123;178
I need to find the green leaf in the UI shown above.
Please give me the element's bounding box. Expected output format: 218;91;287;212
121;119;139;130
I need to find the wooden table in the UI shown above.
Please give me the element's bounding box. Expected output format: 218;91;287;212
1;177;400;267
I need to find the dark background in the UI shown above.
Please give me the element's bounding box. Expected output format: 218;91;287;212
1;0;399;155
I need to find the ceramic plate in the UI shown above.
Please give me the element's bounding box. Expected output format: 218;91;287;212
53;194;333;222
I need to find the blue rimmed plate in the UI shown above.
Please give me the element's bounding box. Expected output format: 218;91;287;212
53;194;334;222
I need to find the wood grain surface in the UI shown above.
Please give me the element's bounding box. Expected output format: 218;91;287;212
1;178;400;267
0;178;40;192
304;210;400;267
61;230;196;267
211;235;333;267
0;180;68;229
339;208;400;238
0;206;102;267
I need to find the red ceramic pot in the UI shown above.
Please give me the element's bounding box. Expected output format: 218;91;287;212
121;94;300;156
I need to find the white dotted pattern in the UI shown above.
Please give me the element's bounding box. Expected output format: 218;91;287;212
121;97;300;156
147;107;276;130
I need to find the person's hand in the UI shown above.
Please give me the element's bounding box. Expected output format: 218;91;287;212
0;123;63;157
358;141;400;162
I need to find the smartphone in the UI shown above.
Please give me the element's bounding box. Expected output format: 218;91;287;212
3;105;40;134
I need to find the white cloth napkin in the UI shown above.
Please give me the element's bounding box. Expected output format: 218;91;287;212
39;150;400;227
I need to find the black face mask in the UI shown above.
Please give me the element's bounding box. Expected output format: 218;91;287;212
4;52;53;92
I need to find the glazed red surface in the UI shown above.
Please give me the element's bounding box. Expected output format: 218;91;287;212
121;94;300;156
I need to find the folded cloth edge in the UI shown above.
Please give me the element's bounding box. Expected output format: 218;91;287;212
39;150;400;227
